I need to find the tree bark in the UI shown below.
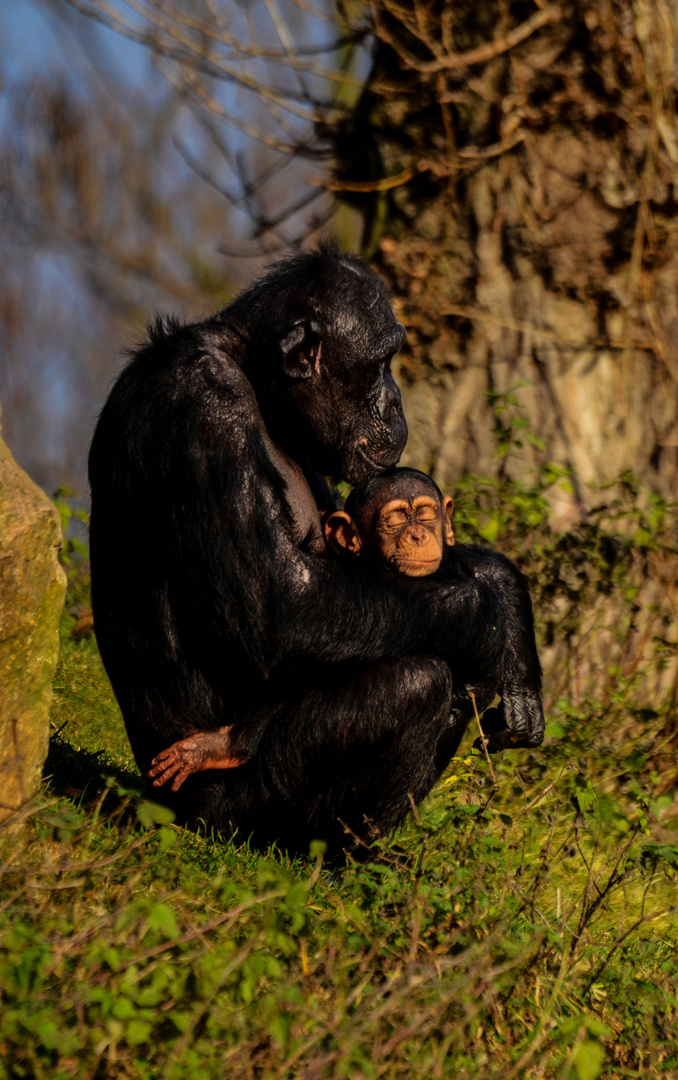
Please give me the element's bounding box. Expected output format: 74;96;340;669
335;0;678;519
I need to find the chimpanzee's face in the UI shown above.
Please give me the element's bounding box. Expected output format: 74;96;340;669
324;473;455;577
273;261;408;484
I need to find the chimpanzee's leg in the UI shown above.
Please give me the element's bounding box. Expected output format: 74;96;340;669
174;655;456;854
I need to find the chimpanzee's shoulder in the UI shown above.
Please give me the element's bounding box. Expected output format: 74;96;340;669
116;314;256;409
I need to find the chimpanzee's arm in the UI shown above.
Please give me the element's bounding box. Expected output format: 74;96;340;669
446;544;545;750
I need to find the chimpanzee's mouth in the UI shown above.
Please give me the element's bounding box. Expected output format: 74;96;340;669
355;441;399;473
393;558;439;568
356;444;384;471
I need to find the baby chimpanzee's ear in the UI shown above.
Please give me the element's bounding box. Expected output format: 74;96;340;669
324;511;362;556
442;495;455;547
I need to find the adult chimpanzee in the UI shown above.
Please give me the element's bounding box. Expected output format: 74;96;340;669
89;243;542;854
323;467;544;753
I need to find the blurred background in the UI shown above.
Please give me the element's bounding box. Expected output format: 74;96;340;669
1;0;677;521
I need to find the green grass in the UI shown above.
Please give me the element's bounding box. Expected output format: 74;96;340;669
50;630;129;761
2;616;677;1080
2;475;678;1079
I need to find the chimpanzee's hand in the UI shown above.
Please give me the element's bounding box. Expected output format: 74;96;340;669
148;727;248;793
473;688;545;754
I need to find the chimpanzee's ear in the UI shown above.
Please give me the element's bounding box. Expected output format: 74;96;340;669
442;495;455;547
279;320;322;380
324;511;362;556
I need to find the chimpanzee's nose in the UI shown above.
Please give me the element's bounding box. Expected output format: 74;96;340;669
406;524;428;545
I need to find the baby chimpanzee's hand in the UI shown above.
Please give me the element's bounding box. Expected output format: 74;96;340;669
148;727;247;793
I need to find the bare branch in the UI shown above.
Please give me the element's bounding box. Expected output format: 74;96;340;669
371;2;562;75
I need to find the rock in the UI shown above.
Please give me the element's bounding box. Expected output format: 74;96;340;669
0;410;66;825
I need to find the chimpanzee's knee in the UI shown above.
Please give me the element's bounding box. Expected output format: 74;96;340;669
388;654;453;733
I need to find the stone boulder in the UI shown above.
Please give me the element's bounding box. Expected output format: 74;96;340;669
0;412;66;825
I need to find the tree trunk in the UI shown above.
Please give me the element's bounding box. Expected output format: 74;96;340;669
336;0;678;520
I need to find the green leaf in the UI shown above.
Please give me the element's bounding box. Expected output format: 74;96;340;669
112;998;136;1021
170;1011;191;1034
147;902;179;939
157;825;177;853
640;842;678;870
575;777;598;814
478;517;500;544
526;431;546;451
573;1038;605;1080
126;1019;153;1047
36;1020;59;1050
136;800;175;828
634;527;654;548
650;795;674;819
285;884;307;911
268;1012;292;1053
103;947;121;972
544;721;566;739
586;1018;613;1039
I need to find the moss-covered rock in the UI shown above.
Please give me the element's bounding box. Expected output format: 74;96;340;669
0;413;66;824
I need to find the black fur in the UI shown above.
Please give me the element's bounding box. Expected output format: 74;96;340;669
89;247;524;855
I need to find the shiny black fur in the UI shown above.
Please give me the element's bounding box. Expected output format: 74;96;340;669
89;245;521;855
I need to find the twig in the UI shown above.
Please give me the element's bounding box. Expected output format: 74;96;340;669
309;165;415;192
516;766;567;816
372;2;561;75
469;691;498;790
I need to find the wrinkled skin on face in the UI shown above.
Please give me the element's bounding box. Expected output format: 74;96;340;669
238;254;408;485
326;474;455;576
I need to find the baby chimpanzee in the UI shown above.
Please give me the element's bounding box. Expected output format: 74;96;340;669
324;467;545;753
148;467;543;793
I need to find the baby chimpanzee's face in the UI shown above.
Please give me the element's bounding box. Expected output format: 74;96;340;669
366;484;452;575
325;474;454;577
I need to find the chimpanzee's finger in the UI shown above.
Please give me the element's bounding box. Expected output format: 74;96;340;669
148;747;175;770
170;767;191;792
148;757;173;778
150;759;181;785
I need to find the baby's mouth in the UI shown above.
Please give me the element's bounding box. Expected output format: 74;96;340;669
391;556;440;573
